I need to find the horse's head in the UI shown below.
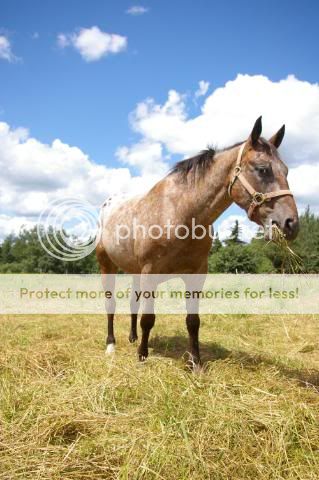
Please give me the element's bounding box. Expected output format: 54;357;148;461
229;116;299;240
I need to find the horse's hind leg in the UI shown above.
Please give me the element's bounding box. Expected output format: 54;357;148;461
129;275;140;343
96;243;118;354
105;274;116;354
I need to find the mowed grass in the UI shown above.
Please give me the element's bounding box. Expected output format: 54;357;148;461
0;314;319;479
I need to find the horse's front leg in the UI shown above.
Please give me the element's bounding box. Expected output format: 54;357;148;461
138;313;155;361
96;245;118;355
185;313;201;367
137;274;157;361
184;275;206;368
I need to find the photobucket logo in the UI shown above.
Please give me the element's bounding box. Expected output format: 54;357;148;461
116;218;213;243
37;197;100;261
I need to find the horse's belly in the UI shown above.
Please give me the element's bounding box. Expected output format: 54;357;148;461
107;247;140;273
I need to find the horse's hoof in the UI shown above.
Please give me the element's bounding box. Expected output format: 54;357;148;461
105;343;116;355
185;354;202;372
138;353;148;362
186;362;202;373
192;362;202;374
129;334;138;343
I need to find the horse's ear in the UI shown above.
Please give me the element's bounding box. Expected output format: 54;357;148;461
269;124;285;149
248;116;262;147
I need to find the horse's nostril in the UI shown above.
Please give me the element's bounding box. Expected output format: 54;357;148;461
283;217;299;240
285;218;294;231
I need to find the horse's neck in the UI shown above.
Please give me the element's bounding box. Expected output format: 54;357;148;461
183;147;237;225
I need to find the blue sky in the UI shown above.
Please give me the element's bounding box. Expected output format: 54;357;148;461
2;0;318;162
1;0;319;241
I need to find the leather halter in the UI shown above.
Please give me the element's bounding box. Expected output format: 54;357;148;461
228;142;293;220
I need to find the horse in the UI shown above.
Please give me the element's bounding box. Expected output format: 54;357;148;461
96;116;299;366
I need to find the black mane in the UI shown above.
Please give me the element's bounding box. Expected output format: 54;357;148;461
169;146;216;181
170;138;272;181
170;142;242;181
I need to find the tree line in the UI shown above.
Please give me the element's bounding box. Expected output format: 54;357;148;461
0;226;98;273
0;208;318;273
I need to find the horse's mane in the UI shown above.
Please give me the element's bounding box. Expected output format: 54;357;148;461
170;142;242;181
170;138;272;181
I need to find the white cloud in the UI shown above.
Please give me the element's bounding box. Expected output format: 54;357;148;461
195;80;210;98
288;163;319;211
0;35;16;62
116;141;169;175
125;74;319;212
57;26;127;62
0;214;36;240
126;6;149;15
0;121;160;239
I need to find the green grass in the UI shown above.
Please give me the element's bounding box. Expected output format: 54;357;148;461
0;314;319;479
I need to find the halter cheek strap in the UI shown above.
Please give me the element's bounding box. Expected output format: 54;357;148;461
228;142;293;220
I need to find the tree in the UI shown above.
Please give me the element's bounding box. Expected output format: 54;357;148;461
291;206;319;272
227;220;241;244
211;233;223;253
0;235;15;263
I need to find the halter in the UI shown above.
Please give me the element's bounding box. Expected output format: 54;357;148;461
228;142;293;220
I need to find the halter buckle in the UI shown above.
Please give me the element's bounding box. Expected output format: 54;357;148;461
233;166;242;176
228;166;242;197
252;192;266;206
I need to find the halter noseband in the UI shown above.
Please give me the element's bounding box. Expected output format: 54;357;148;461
228;142;293;220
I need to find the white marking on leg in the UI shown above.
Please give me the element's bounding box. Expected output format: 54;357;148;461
105;343;116;355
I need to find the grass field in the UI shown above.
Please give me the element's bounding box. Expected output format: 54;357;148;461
1;314;319;479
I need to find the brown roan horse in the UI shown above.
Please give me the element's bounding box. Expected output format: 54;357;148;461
96;117;299;366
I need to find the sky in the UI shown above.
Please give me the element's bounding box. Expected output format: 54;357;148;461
1;0;319;242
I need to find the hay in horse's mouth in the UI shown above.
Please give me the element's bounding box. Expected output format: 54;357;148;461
270;224;303;273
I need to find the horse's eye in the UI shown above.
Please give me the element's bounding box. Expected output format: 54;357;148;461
256;166;271;176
